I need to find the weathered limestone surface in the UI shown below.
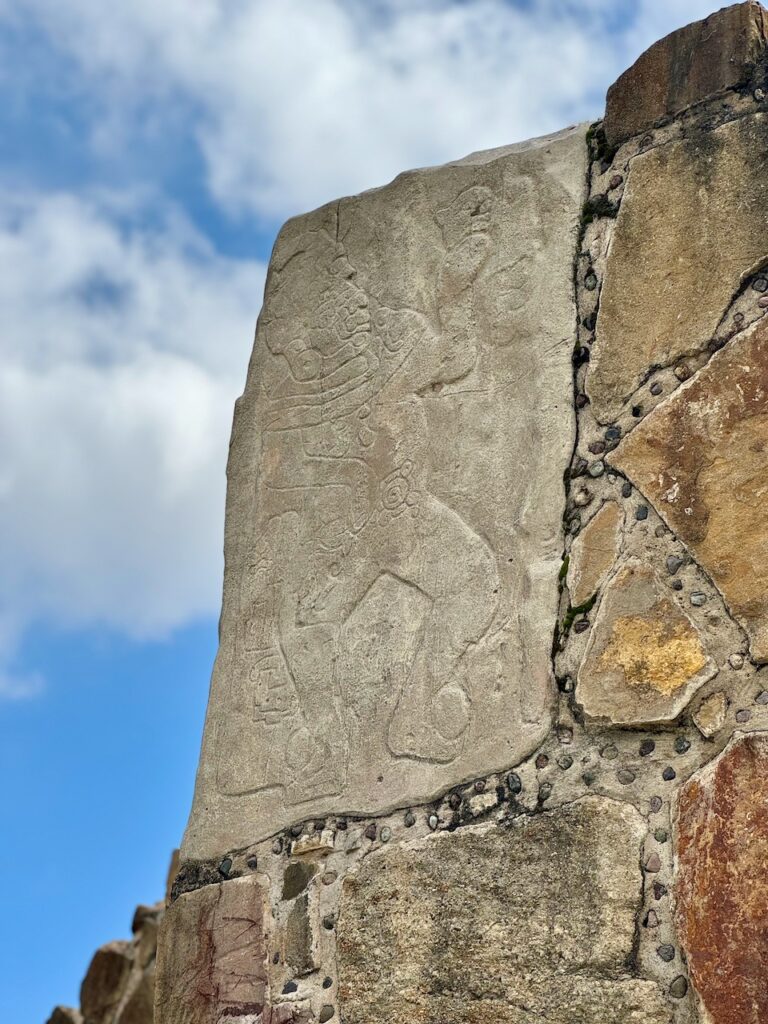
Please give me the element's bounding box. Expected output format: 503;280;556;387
588;112;768;422
47;1009;83;1024
566;500;622;607
675;733;768;1024
604;2;768;146
337;796;670;1024
578;562;715;726
182;125;588;859
80;943;133;1024
155;876;272;1024
75;906;163;1024
612;316;768;661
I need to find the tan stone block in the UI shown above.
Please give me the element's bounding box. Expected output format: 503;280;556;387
154;876;271;1024
164;849;180;902
675;733;768;1024
588;113;768;423
46;1009;83;1024
577;561;715;726
567;500;622;607
115;966;154;1024
282;893;315;976
80;942;133;1024
693;691;729;739
337;796;670;1024
604;2;768;146
611;316;768;661
182;125;589;859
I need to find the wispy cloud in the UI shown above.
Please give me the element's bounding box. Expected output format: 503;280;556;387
0;190;264;683
3;0;719;219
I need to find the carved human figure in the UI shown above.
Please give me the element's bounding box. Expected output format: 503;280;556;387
223;187;503;803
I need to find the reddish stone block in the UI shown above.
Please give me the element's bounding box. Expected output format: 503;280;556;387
675;733;768;1024
155;876;271;1024
604;2;768;146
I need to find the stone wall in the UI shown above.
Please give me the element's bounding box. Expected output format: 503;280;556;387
64;5;768;1024
47;855;177;1024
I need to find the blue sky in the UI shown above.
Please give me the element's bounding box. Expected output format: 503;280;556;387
0;1;721;1019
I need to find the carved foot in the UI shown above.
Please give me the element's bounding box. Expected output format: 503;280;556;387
387;680;469;763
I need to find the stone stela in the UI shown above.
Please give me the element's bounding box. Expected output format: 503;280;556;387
182;127;587;857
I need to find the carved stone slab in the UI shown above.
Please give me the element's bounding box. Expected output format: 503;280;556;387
182;126;588;859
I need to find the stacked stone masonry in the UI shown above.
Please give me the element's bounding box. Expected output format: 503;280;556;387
49;5;768;1024
47;902;163;1024
47;854;178;1024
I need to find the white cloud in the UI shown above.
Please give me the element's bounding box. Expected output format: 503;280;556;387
4;0;721;220
0;191;264;690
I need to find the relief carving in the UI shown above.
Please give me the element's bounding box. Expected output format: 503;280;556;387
182;126;587;857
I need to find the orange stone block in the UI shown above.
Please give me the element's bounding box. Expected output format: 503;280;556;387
611;316;768;661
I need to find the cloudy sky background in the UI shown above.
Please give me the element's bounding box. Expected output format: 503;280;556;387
0;1;722;1019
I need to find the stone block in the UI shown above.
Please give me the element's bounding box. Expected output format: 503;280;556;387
589;112;768;422
80;942;132;1024
611;316;768;661
182;125;588;859
675;733;768;1024
116;966;155;1024
283;893;315;976
577;561;715;726
566;499;622;607
604;2;768;146
46;1010;83;1024
693;691;729;739
337;796;670;1024
154;876;271;1024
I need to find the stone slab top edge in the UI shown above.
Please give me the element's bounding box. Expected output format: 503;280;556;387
270;122;590;236
604;1;768;147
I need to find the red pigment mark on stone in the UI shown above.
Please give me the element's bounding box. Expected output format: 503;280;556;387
675;733;768;1024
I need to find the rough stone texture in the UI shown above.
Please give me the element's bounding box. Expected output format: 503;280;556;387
75;904;164;1024
577;561;715;726
283;893;315;975
604;2;768;146
588;112;768;423
47;1010;83;1024
117;970;155;1024
337;795;671;1024
182;125;588;859
675;733;768;1023
693;691;729;738
164;849;179;901
154;876;271;1024
81;943;133;1024
611;316;768;661
566;500;622;607
66;15;768;1024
